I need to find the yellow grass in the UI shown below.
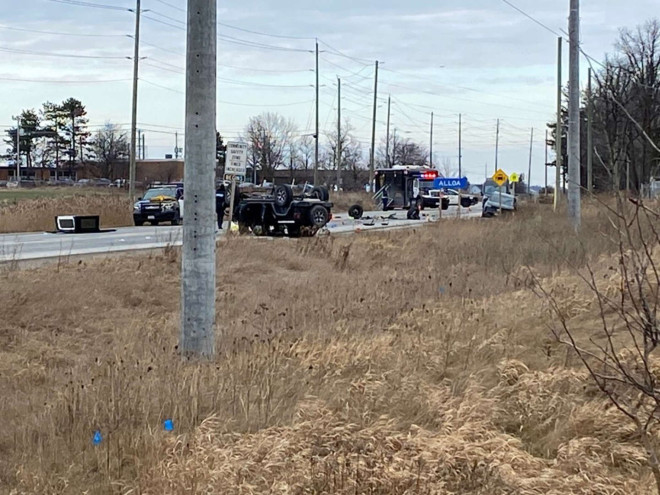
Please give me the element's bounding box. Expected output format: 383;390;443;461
0;200;658;494
0;194;133;233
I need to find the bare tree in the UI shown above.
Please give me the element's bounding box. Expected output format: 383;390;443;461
91;123;129;178
438;157;458;178
325;119;363;173
378;128;428;167
296;135;315;171
245;112;297;179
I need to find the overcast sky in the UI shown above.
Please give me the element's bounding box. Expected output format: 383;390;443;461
0;0;656;185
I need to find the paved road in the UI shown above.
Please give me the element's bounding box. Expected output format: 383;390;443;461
0;206;480;262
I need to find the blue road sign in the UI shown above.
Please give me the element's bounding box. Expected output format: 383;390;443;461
433;177;469;189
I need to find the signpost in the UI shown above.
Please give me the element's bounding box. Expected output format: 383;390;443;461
225;141;248;229
509;172;519;208
492;169;508;214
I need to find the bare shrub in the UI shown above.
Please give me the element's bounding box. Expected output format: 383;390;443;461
528;196;660;492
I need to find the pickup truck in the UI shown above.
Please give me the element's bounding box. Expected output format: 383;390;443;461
233;184;333;237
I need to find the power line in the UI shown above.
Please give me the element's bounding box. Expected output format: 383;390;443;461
0;46;129;59
150;0;184;12
0;23;126;37
317;39;372;65
498;0;562;37
0;76;130;83
45;0;131;11
218;21;315;41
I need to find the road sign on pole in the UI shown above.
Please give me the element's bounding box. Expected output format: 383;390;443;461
509;172;520;183
433;177;468;190
225;141;248;177
492;169;508;187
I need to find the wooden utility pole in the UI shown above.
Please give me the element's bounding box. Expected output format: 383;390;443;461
544;128;549;196
129;0;141;201
385;95;391;166
495;118;500;172
314;39;319;184
15;116;20;181
369;60;379;187
181;0;217;358
587;67;594;194
458;113;462;177
336;76;341;189
527;127;534;194
429;112;434;168
554;36;563;212
568;0;581;230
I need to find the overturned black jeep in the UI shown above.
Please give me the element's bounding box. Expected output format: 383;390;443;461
233;184;333;237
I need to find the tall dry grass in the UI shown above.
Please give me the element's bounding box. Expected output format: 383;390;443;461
0;200;658;494
0;194;133;233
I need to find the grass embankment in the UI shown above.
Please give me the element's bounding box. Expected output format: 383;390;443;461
0;188;133;233
1;200;659;494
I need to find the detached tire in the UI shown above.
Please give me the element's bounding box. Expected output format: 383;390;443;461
311;186;330;201
348;204;364;219
309;205;329;228
274;184;293;207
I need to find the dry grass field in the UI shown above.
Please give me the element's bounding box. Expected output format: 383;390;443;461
0;189;133;233
1;199;659;494
0;188;368;234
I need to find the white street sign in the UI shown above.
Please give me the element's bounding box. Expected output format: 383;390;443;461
225;141;248;176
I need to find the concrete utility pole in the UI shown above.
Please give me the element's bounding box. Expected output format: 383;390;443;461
336;76;341;188
429;112;434;168
15;116;20;181
314;39;319;184
527;127;534;194
494;118;500;172
369;60;379;187
181;0;217;358
587;67;594;194
568;0;581;230
554;36;563;212
129;0;141;201
385;95;391;166
458;113;462;177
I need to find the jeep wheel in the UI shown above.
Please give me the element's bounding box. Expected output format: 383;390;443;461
134;220;144;226
348;204;364;219
309;205;329;227
311;186;330;201
252;224;267;236
274;184;293;208
171;213;181;225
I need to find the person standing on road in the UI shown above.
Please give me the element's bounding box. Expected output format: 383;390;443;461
215;183;226;230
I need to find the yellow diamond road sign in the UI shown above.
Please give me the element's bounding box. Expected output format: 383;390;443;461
492;169;508;187
509;172;520;183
